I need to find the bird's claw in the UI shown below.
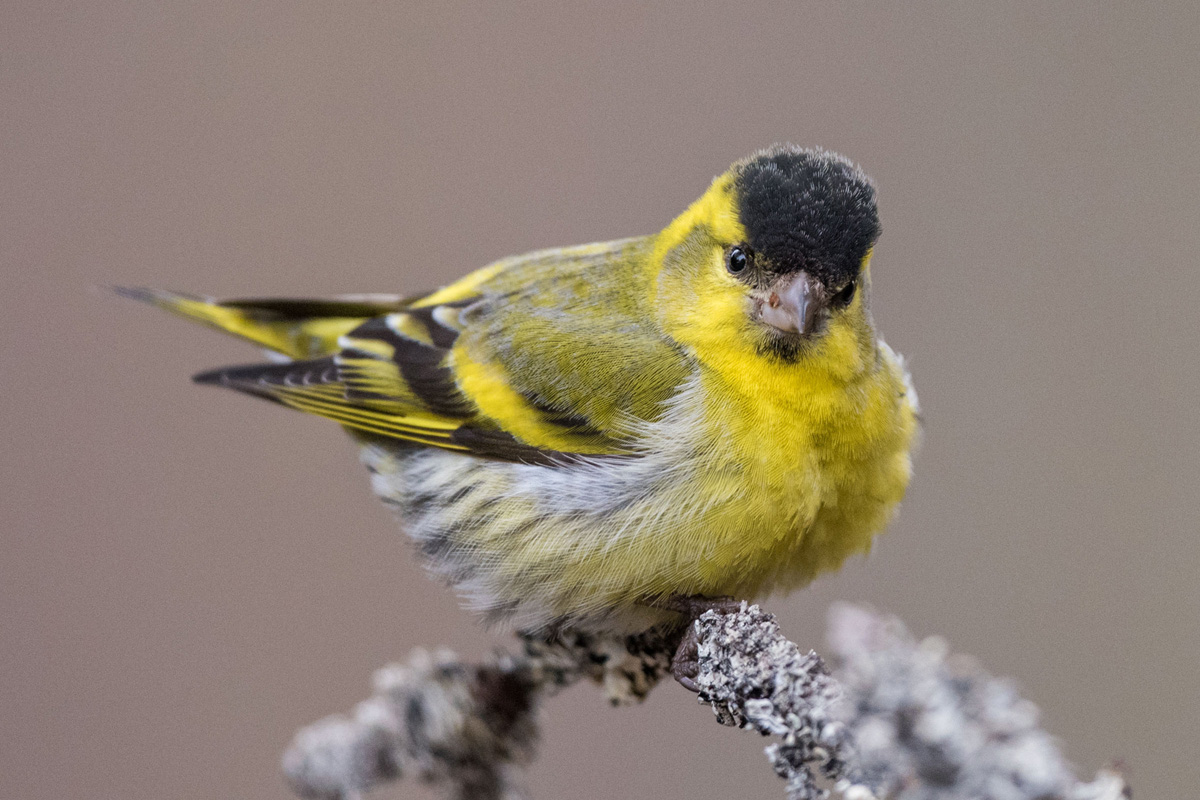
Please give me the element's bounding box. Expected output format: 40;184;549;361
658;594;744;692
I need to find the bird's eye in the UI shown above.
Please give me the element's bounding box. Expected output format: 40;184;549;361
831;278;857;307
727;246;749;275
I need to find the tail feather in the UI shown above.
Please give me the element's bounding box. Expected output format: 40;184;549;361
192;356;341;403
114;287;410;359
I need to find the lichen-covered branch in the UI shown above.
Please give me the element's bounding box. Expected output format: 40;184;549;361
281;605;1128;800
693;603;1128;800
281;627;678;800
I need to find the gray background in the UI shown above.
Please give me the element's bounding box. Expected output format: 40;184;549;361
4;3;1198;798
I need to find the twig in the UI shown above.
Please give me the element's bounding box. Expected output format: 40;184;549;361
281;605;1129;800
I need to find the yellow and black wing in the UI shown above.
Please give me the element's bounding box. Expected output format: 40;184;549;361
123;238;693;464
190;302;583;464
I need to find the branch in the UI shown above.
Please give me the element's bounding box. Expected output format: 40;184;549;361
281;626;677;800
281;605;1129;800
692;603;1128;800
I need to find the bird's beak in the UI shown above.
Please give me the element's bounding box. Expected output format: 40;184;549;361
756;272;826;336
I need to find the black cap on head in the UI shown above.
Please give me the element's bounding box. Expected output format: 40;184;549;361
734;145;880;287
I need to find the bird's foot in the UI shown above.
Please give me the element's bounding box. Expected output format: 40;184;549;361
652;594;745;693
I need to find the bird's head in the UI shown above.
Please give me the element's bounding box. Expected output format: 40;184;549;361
653;145;881;374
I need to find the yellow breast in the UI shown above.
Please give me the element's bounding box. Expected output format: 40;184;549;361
510;317;919;619
675;329;919;600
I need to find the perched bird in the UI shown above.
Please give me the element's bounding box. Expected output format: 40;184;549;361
121;145;919;654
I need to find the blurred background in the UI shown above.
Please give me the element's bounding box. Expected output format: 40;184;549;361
4;2;1198;797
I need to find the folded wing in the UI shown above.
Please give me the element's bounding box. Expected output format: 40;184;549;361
128;237;694;464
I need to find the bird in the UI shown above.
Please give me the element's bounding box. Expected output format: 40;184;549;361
120;144;919;668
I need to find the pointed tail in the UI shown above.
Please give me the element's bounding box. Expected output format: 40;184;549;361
113;287;411;359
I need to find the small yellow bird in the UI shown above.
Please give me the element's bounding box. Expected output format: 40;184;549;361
122;145;918;657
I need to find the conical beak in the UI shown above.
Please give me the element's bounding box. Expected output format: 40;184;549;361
757;272;826;336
